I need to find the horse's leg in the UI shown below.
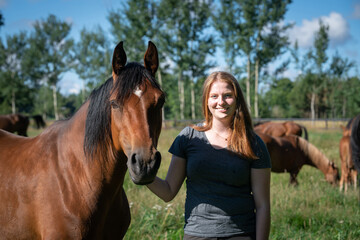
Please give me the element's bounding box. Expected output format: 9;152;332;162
351;170;358;190
289;172;299;186
104;188;130;240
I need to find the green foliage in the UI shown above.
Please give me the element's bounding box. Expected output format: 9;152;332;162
24;14;73;119
72;26;112;101
108;0;158;62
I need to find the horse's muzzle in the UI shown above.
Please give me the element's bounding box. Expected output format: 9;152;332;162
128;151;161;185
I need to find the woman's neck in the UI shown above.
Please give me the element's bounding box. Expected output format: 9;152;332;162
211;119;232;133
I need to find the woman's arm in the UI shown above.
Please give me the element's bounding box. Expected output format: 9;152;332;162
146;155;186;202
251;168;271;240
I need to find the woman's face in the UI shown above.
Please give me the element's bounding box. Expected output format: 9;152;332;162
207;80;236;123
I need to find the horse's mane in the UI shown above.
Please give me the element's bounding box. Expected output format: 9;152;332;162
296;137;331;168
83;62;161;162
351;114;360;171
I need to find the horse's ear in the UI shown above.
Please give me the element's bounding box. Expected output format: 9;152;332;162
340;125;346;131
112;41;127;76
144;41;159;76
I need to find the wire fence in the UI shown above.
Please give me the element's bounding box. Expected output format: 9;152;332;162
163;118;352;130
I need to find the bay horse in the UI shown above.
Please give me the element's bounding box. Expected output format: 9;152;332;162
0;113;30;136
339;124;357;192
257;132;339;186
254;121;308;140
0;41;164;239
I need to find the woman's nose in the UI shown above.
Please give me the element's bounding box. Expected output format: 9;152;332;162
218;96;225;105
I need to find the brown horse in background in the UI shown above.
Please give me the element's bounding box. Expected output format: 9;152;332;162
0;113;30;136
257;132;339;186
0;41;164;239
339;124;357;192
0;113;46;136
255;121;308;140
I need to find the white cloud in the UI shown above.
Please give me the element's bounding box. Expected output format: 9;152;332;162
288;12;351;48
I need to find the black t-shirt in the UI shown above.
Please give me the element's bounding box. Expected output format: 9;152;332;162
169;126;271;237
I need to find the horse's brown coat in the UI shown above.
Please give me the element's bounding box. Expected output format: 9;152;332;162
257;132;339;186
339;124;358;192
255;121;308;140
0;41;164;239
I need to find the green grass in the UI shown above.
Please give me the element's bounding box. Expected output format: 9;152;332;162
28;124;360;239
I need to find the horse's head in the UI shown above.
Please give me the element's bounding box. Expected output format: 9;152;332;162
110;41;164;185
325;161;340;185
340;125;351;137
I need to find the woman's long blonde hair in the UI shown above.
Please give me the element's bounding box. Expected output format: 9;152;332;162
193;71;258;160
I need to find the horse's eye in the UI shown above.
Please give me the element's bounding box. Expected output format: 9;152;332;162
110;100;120;109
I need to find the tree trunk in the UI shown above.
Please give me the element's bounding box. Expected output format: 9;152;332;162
246;54;251;112
342;97;346;118
190;79;195;120
52;84;59;120
178;71;184;120
82;79;86;102
254;58;259;118
11;89;16;114
311;91;316;126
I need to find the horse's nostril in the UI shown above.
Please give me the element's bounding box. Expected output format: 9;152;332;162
155;151;161;162
131;153;137;165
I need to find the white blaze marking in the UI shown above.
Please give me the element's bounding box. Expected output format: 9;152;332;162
134;87;142;98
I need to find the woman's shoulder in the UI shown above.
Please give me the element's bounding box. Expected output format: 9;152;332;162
178;123;204;139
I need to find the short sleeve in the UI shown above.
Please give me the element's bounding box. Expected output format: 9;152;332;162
168;126;192;158
251;135;272;169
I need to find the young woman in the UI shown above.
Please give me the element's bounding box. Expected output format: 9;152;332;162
147;71;271;240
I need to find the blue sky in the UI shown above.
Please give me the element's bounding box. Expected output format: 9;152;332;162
1;0;360;95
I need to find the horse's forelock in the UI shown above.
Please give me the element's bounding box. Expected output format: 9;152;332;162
113;62;161;106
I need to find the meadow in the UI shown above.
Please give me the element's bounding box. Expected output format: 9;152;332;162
28;123;360;240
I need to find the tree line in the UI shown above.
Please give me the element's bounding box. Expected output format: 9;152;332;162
0;0;359;122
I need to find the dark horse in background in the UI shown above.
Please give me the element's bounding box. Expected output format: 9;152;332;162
0;113;46;136
254;121;308;140
351;114;360;175
0;41;164;239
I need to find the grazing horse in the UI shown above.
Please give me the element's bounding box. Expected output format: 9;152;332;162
257;132;339;186
0;113;30;136
0;41;164;239
254;121;308;140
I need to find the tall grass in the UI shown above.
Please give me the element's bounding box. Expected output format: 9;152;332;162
28;124;360;239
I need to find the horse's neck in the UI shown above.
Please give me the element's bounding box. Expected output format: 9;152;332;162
298;137;330;173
